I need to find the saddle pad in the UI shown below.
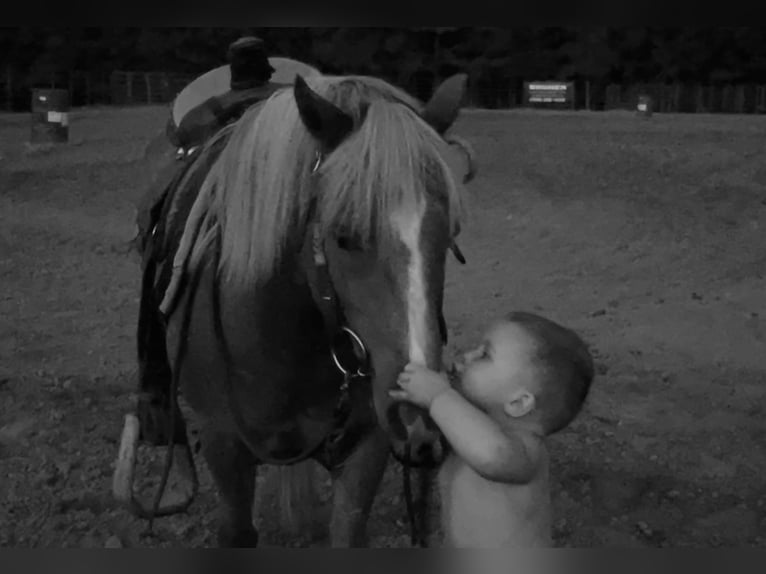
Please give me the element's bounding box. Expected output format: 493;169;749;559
150;127;234;311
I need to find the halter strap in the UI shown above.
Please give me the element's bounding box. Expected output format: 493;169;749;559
308;219;341;343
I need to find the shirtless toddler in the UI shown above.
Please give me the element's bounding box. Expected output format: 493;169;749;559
390;311;594;548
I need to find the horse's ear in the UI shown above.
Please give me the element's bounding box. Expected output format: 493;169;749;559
294;75;354;150
422;73;468;135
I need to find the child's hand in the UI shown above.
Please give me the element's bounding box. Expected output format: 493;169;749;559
389;363;451;409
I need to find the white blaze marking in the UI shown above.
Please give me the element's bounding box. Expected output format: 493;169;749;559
391;202;428;365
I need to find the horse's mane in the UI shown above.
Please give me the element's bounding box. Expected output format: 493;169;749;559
194;74;467;287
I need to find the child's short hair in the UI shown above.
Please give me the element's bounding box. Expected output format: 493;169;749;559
505;311;594;434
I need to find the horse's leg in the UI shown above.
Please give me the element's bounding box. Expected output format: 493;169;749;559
328;428;390;547
201;429;260;547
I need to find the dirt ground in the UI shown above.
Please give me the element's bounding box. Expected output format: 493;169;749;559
1;105;764;548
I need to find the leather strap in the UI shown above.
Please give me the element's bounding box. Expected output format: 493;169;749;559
301;191;343;345
308;222;342;344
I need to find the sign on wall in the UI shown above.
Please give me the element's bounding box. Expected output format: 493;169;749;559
524;81;575;107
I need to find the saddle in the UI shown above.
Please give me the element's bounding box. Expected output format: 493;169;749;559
167;83;281;150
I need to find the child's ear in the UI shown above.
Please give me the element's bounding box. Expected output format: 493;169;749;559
504;391;536;418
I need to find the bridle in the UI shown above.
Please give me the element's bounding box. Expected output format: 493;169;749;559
305;130;475;352
305;154;433;545
300;138;473;547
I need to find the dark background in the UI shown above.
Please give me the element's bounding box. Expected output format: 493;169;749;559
2;27;766;110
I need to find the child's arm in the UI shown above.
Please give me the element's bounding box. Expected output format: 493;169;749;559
429;388;540;484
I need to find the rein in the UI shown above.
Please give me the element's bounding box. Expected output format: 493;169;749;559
402;445;432;547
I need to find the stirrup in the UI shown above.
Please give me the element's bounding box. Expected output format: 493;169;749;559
112;413;199;520
133;391;189;447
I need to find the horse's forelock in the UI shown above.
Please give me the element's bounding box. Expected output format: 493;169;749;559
199;75;466;288
316;81;464;252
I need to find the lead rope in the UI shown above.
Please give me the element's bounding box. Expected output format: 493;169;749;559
418;459;431;546
402;443;431;547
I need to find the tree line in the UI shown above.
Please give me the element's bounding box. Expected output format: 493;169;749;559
2;27;765;110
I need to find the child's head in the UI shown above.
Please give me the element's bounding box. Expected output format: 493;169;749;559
455;311;594;435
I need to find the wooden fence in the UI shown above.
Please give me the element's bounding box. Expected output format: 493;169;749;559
4;69;766;115
605;83;766;114
0;69;189;110
464;82;766;113
109;71;194;106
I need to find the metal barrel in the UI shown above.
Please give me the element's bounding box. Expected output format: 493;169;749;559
637;94;653;117
30;88;70;143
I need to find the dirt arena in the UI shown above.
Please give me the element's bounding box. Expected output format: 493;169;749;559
1;105;764;547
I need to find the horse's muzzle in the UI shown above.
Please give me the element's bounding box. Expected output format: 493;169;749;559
389;435;447;469
387;405;447;469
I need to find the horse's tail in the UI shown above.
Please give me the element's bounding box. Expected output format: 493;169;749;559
274;460;325;538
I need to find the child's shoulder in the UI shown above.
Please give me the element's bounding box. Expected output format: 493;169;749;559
497;425;549;478
457;424;548;485
498;419;547;453
516;427;548;460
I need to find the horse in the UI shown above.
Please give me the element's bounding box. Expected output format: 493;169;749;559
116;72;476;547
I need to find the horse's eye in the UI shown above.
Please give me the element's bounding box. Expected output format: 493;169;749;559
337;236;362;251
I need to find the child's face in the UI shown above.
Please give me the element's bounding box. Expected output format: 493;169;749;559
455;321;538;412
